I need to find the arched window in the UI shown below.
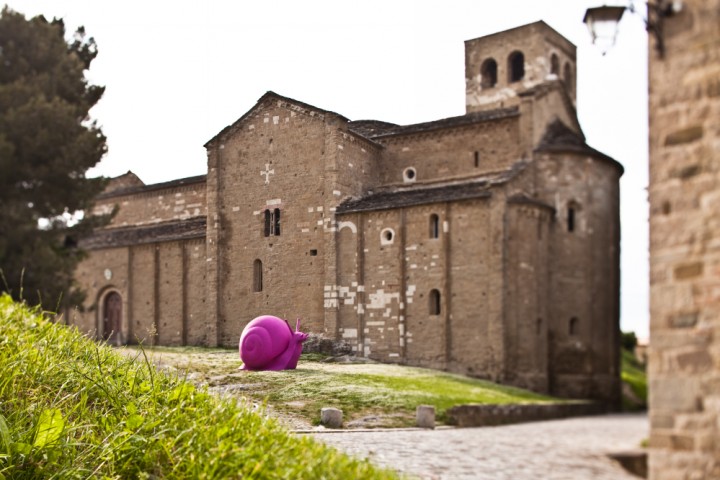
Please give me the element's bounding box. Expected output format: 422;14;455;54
263;209;281;237
563;63;573;92
253;259;263;292
273;208;281;236
508;51;525;83
264;209;271;237
480;58;498;88
567;206;575;232
429;289;441;315
550;53;559;75
429;214;440;239
569;317;579;335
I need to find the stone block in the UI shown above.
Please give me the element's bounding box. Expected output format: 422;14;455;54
676;349;713;373
416;405;435;429
650;376;701;412
320;407;343;429
674;262;704;280
664;125;704;146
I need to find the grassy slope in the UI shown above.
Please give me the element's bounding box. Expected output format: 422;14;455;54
621;348;648;411
134;347;557;428
0;296;396;479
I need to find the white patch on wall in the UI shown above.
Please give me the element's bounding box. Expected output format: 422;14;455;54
402;147;410;152
389;353;399;358
333;190;342;196
367;289;400;311
443;221;449;233
308;207;314;213
317;206;323;212
266;199;281;206
273;116;279;125
342;328;358;339
337;145;344;150
405;244;418;251
263;117;269;123
248;125;255;130
232;206;240;212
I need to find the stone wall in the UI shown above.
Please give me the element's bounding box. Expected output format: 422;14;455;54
465;21;576;113
71;239;208;346
647;0;720;478
536;151;622;406
205;97;345;347
94;179;207;228
374;116;522;186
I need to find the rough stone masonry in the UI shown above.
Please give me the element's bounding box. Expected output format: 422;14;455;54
71;21;623;406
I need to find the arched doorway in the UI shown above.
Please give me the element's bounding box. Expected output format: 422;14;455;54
102;292;123;345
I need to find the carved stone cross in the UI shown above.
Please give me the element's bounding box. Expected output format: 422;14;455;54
261;163;275;184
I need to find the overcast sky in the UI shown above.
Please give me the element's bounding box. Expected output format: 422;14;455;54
8;0;650;337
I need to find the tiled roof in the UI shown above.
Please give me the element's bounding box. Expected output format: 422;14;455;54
80;217;206;250
97;175;206;199
535;120;623;173
356;107;519;140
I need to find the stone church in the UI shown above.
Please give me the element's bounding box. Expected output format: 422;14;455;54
72;21;623;405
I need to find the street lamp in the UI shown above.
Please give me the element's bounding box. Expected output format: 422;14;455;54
583;1;683;57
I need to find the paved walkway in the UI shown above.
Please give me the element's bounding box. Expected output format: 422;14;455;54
303;413;648;479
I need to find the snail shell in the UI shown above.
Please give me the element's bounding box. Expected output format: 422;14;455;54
239;315;308;371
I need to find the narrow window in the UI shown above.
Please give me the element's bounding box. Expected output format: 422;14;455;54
273;208;281;236
480;58;498;88
550;54;559;75
567;207;575;232
429;289;441;315
429;214;440;239
569;317;578;335
508;51;525;83
264;209;271;237
474;151;480;167
253;259;263;292
563;63;573;92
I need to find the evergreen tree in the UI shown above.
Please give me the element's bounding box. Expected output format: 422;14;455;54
0;7;110;311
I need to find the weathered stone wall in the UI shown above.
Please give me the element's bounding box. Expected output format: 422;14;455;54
94;180;207;228
534;152;622;405
335;194;513;377
647;0;720;478
375;117;522;186
445;197;506;380
465;21;576;113
205;99;342;347
503;202;552;393
72;239;208;346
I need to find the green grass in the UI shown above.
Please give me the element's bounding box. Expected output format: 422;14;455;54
621;348;647;411
0;295;397;479
131;347;557;428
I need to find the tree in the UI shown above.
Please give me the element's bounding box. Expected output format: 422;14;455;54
0;7;110;311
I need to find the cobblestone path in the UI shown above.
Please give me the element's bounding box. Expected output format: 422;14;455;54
303;413;647;479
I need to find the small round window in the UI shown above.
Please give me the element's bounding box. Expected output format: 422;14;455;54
403;167;417;183
380;228;395;245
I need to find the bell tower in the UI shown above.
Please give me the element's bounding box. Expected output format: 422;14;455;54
465;21;577;113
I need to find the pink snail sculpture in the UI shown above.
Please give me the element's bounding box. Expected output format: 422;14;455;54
239;315;309;371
